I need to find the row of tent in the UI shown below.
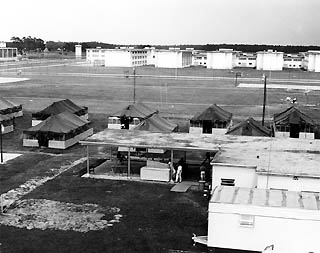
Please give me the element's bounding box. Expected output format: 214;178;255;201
110;102;320;139
9;97;320;150
190;103;320;139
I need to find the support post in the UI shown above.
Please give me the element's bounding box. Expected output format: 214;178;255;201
262;75;267;126
86;145;90;175
0;123;3;163
128;147;131;178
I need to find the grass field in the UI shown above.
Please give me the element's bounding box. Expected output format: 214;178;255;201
0;60;320;252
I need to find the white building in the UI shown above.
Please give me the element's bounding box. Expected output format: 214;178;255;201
256;50;284;71
192;50;207;66
0;42;18;62
154;48;192;68
211;136;320;192
86;47;149;67
302;50;320;72
283;53;303;69
207;186;320;253
75;45;82;59
206;49;237;69
235;52;256;68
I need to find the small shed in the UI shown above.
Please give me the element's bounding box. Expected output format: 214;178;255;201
273;105;320;139
207;186;320;253
190;104;232;135
24;111;93;149
226;117;271;137
108;102;158;130
31;99;88;126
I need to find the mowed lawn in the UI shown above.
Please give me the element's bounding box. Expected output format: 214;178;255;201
1;175;209;253
0;62;320;122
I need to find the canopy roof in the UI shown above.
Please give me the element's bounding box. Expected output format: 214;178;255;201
134;114;177;133
226;117;271;137
112;102;158;119
191;104;232;122
32;99;86;118
0;97;19;110
273;106;320;126
26;111;88;134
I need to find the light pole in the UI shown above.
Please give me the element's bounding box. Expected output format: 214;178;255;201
262;75;267;126
133;67;136;103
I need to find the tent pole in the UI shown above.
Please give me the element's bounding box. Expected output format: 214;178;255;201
86;145;90;175
128;147;131;178
171;149;174;164
110;146;112;161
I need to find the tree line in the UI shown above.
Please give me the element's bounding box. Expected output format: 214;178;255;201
6;36;320;54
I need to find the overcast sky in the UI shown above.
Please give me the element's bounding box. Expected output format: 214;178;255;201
2;0;320;45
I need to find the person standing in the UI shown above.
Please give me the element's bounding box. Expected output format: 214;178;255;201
175;164;182;183
168;159;176;182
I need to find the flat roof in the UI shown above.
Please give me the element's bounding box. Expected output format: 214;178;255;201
211;186;320;211
80;129;220;152
214;137;320;178
81;130;320;177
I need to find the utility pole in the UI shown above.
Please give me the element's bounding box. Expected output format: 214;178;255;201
133;67;136;103
262;75;267;126
0;123;3;163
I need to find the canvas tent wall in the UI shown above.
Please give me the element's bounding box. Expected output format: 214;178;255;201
226;117;271;137
0;114;14;134
190;104;232;135
108;102;158;130
133;113;178;133
24;111;93;149
0;97;23;118
32;99;88;126
273;106;320;139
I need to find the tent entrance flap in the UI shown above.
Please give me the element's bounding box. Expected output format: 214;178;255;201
290;124;300;138
203;121;212;134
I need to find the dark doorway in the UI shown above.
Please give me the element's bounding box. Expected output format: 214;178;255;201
290;124;300;138
38;134;49;147
203;120;213;134
120;116;130;129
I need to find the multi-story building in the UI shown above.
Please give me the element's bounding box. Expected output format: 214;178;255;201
235;52;256;68
283;53;303;69
256;50;284;71
154;48;192;68
206;49;237;69
302;50;320;72
0;42;18;61
86;47;149;67
192;50;207;66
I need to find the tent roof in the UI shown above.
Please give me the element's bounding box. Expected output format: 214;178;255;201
134;114;177;133
273;106;320;125
0;97;19;110
191;104;232;122
0;113;13;122
26;111;88;133
226;117;271;137
34;99;85;117
112;102;158;119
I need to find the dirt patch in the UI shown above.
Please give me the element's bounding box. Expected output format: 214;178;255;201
1;199;122;233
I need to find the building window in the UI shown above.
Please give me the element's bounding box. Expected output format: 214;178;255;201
221;178;235;186
239;215;255;228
